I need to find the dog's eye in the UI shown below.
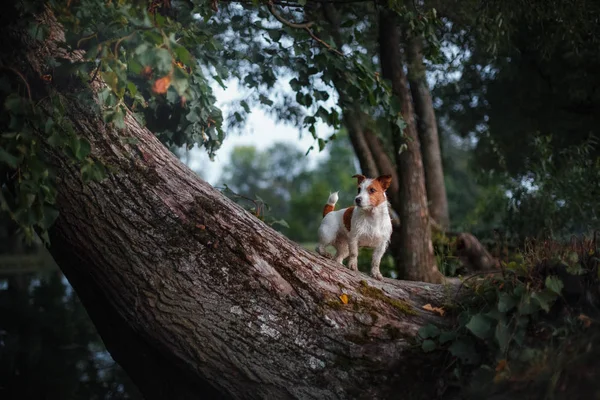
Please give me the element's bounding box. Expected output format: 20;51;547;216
357;188;361;194
369;188;376;194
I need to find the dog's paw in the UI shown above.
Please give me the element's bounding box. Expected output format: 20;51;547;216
348;259;358;271
371;270;383;280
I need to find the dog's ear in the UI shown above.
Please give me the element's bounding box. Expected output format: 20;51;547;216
377;175;393;191
352;174;366;185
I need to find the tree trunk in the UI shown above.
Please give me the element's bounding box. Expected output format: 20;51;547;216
321;4;379;178
2;8;460;399
406;36;450;229
378;11;444;283
343;110;380;177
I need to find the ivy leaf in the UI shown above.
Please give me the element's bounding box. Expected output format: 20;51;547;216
76;138;91;161
40;206;60;230
421;339;436;353
418;323;440;339
466;314;493;339
545;275;564;295
449;338;480;364
531;290;557;312
439;330;457;344
271;219;289;228
495;321;510;353
497;293;518;312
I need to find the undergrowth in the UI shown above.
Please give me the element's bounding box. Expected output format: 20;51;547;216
419;233;600;399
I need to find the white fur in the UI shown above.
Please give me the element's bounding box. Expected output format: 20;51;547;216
316;184;393;280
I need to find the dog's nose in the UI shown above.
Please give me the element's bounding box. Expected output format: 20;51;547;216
355;197;362;205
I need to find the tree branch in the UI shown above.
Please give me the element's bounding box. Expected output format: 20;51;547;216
267;1;345;57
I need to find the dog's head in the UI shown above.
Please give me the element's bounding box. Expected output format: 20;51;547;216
352;174;392;209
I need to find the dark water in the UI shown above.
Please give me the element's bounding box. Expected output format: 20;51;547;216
0;233;142;400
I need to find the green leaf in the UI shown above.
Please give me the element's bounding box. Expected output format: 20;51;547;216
466;314;493;339
318;138;326;152
76;138;91;161
418;323;440;339
0;148;19;168
545;275;564;295
154;48;173;74
498;293;518;312
271;219;289;228
40;206;59;230
517;293;539;315
240;100;251;114
495;321;510;353
449;338;480;364
113;110;126;130
172;67;189;96
531;290;557;312
421;339;436;353
173;44;193;66
259;94;274;106
439;330;457;344
267;29;282;42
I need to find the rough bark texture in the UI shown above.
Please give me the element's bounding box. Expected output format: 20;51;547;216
378;11;444;283
1;8;461;400
406;36;450;229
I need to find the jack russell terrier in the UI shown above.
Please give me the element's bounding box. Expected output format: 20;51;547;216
316;174;393;280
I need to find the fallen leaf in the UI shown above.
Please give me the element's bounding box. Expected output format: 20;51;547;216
339;294;349;305
422;303;446;316
196;224;205;230
152;75;172;94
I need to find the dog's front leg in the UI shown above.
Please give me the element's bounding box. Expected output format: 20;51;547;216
370;243;387;280
347;236;359;271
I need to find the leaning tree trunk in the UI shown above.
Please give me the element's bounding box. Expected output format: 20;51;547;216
0;7;460;400
406;36;450;229
378;11;444;284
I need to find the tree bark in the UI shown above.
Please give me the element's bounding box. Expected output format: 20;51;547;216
378;11;444;283
2;8;460;399
406;36;450;229
343;111;380;177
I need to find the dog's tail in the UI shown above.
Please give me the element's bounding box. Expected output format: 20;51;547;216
322;192;339;217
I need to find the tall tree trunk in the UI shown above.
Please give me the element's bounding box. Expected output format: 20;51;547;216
378;11;444;283
320;4;380;178
406;36;450;229
2;8;459;399
343;111;379;177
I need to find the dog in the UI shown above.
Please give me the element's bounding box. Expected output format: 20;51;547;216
316;174;393;280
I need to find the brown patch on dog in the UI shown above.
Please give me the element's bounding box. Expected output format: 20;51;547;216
323;204;335;217
343;207;355;231
352;174;366;185
366;176;391;207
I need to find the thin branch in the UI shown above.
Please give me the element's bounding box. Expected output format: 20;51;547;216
267;1;344;57
267;0;314;28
